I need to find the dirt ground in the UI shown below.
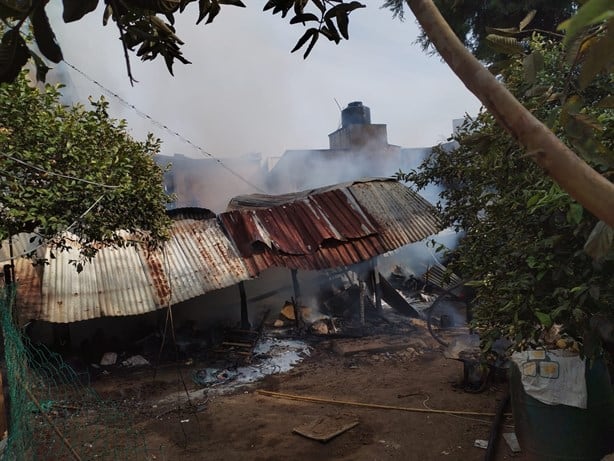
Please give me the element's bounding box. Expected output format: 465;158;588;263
90;319;529;461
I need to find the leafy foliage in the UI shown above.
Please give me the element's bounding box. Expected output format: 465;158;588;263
399;36;613;356
0;0;365;84
383;0;577;63
0;72;172;268
264;0;365;58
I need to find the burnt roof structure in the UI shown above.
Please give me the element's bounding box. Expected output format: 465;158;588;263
1;208;254;324
220;178;442;272
1;179;441;324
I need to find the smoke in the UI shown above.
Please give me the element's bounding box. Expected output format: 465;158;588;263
43;2;480;162
158;153;267;212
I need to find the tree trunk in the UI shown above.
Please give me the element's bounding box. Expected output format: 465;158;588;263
406;0;614;228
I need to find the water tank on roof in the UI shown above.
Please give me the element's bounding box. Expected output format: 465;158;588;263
341;101;371;127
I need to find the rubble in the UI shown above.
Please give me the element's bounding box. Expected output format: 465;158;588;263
100;352;117;366
121;355;150;367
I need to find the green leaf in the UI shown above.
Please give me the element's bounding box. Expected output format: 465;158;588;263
485;34;524;55
566;203;583;225
578;22;614;89
559;0;614;46
526;255;539;268
303;27;319;58
535;311;553;328
205;1;220;24
218;0;245;6
29;50;50;82
0;29;30;83
0;0;31;13
484;27;520;37
519;10;537;31
464;279;486;287
291;27;317;53
62;0;98;22
311;0;325;14
103;3;112;26
572;308;585;321
31;4;63;63
570;285;587;294
336;9;349;40
289;12;319;24
197;0;211;23
526;193;541;208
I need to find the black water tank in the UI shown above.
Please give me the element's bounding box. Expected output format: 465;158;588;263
341;101;371;127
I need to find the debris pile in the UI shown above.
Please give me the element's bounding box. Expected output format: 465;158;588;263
191;337;312;392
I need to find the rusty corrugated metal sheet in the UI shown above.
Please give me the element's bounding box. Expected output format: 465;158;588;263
9;209;254;323
347;180;443;250
41;242;154;322
221;178;442;271
147;209;255;306
5;180;441;323
0;234;44;319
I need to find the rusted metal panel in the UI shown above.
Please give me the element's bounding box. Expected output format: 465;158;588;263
5;179;441;323
348;180;443;249
41;242;156;323
0;234;45;322
156;212;254;305
9;209;254;324
221;178;442;271
221;189;379;259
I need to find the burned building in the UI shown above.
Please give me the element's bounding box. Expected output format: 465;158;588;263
157;102;455;211
2;178;444;350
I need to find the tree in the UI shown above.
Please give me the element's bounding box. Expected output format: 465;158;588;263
0;0;612;227
401;35;613;355
0;71;172;268
404;0;577;62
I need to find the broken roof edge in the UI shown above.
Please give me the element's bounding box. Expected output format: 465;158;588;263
167;207;217;220
13;207;257;324
225;177;398;210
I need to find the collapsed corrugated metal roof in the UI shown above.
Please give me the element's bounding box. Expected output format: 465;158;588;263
4;208;254;324
3;179;442;324
220;178;442;272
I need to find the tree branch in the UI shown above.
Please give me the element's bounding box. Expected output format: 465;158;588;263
406;0;614;228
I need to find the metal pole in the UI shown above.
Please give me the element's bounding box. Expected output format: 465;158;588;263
291;269;302;329
372;258;382;310
239;281;250;330
359;281;365;325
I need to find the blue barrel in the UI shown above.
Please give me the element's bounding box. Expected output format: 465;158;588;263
510;357;614;460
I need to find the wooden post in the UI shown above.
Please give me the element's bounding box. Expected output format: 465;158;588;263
290;269;302;329
239;281;250;330
372;258;382;311
359;281;365;326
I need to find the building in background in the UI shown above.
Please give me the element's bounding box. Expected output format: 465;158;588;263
266;101;451;196
158;102;457;211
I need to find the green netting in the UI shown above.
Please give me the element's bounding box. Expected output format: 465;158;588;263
0;285;159;461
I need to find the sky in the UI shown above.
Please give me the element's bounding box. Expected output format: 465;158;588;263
45;1;482;160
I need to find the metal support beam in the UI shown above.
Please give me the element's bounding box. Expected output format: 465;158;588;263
239;281;250;330
291;269;302;329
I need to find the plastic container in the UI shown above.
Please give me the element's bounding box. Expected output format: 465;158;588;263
510;357;614;460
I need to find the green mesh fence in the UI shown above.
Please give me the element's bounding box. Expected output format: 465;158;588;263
0;285;159;461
